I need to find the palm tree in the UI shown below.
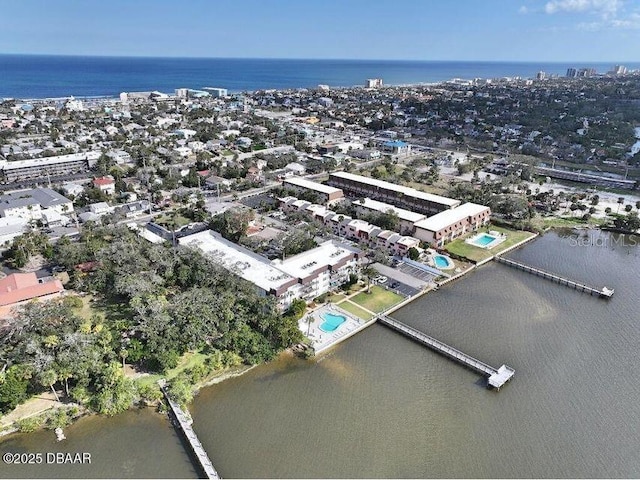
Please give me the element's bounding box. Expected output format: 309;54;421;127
361;265;377;293
40;369;60;402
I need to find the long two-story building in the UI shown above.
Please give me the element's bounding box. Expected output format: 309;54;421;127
327;171;460;215
413;203;491;247
179;230;360;309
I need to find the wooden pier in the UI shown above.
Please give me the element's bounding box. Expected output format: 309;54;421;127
494;256;614;298
377;316;514;389
159;381;220;479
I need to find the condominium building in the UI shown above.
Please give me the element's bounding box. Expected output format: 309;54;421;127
328;171;460;215
0;188;74;221
413;203;491;247
283;177;344;205
0;151;101;183
352;197;426;234
179;230;360;309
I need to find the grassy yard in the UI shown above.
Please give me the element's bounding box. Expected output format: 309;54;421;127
445;239;493;262
537;216;608;229
349;285;404;314
154;213;192;229
338;300;374;320
445;226;538;262
325;293;346;304
134;351;209;388
486;226;538;255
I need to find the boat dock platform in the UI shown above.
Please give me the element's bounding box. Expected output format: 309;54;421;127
159;381;220;479
494;255;614;298
377;315;514;389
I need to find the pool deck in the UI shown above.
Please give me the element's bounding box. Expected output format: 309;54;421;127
301;303;378;355
465;232;507;249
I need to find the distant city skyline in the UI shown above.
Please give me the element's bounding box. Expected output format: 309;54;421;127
0;0;639;62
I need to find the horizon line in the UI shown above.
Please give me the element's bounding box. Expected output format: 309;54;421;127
0;52;638;64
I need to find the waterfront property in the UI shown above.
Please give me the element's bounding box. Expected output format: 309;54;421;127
413;203;491;247
466;231;506;249
432;254;454;270
351;197;426;234
319;312;347;332
349;285;404;314
179;230;360;309
327;171;460;216
301;304;370;353
445;226;538;263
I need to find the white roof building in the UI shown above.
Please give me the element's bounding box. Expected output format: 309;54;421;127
179;230;360;309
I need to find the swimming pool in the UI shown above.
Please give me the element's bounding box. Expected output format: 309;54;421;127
474;233;498;247
319;313;347;332
433;254;454;269
466;232;505;249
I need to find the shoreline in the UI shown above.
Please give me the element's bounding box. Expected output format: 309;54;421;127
0;362;259;441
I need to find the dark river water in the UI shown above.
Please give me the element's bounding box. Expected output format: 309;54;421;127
2;230;639;478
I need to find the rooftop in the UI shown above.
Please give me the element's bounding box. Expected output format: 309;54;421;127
330;172;459;207
275;240;360;280
414;203;490;232
0;151;101;171
0;188;72;210
179;230;360;291
353;197;426;223
178;230;296;292
284;176;343;196
0;273;64;307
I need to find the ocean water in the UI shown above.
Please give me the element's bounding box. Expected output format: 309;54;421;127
1;55;638;99
2;230;640;478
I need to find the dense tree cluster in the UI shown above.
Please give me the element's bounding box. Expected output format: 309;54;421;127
0;224;303;414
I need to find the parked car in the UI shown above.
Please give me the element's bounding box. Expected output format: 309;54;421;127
374;275;388;284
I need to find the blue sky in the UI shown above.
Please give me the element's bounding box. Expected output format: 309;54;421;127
0;0;638;61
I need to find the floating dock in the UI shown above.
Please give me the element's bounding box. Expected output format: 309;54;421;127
159;381;220;479
494;255;614;298
377;315;514;389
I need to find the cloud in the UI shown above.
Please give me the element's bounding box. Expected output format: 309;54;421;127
519;5;530;14
544;0;621;18
544;0;640;29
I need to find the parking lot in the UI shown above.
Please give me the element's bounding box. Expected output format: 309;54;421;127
396;262;439;283
376;279;420;297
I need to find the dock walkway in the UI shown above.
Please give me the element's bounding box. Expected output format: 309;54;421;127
494;255;614;298
159;381;220;479
377;315;514;389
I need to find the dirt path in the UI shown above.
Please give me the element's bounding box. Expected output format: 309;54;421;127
0;392;63;431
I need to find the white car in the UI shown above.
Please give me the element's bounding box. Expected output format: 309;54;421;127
374;275;388;284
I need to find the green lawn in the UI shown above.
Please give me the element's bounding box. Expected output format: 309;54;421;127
326;293;346;304
445;226;537;262
538;216;608;229
486;226;538;255
155;213;192;229
338;300;374;320
349;285;404;314
134;351;209;388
